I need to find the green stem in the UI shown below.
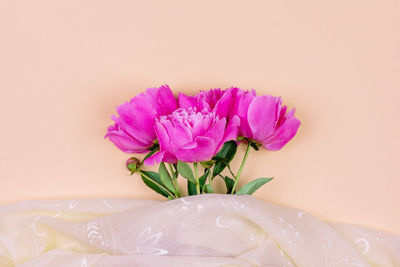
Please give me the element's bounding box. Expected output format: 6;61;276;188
207;169;214;192
169;163;181;197
168;163;174;174
231;142;251;194
139;170;175;199
227;165;236;179
193;162;200;194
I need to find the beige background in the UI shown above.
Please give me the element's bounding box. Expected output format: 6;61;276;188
1;0;399;234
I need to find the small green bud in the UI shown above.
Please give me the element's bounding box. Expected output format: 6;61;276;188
126;157;141;174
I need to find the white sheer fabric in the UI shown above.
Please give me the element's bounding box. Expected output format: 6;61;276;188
0;195;399;266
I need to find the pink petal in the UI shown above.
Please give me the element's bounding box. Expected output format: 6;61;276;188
248;95;279;142
178;93;199;110
116;99;156;144
204;118;226;146
161;151;178;164
275;104;288;128
175;136;216;162
214;90;233;119
231;90;255;138
166;122;194;149
220;115;240;146
192;115;212;136
143;151;165;165
156;84;177;115
105;132;149;153
154;121;172;152
144;150;178;165
262;111;300;150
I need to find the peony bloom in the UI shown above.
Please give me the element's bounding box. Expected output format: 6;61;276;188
230;89;300;150
105;85;177;153
144;107;240;164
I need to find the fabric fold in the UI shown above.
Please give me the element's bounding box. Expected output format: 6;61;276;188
0;195;398;267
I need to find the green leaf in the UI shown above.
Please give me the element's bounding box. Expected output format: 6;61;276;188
213;141;237;161
177;161;195;183
172;169;178;180
187;181;197;196
199;169;210;193
159;162;176;194
204;184;214;193
236;177;273;195
141;170;162;184
212;141;238;177
141;171;170;198
167;195;175;200
212;161;225;178
223;176;235;194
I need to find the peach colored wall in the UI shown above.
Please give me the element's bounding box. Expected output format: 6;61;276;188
1;0;399;234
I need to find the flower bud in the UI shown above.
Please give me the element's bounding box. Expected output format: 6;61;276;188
126;157;141;173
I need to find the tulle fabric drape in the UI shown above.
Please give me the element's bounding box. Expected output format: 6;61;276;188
0;195;399;266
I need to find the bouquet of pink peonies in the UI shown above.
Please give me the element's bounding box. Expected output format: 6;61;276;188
105;85;300;199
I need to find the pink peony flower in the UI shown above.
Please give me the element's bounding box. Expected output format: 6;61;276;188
144;107;240;164
105;85;177;153
230;88;300;150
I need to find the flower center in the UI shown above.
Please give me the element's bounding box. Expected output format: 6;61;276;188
159;107;216;129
